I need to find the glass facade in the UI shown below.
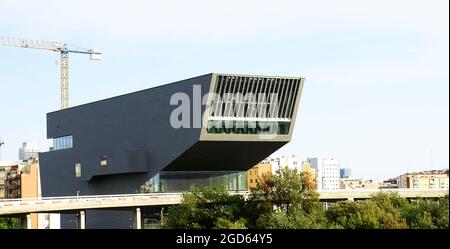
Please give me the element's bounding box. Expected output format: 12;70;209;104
52;135;73;150
140;171;248;193
209;75;302;120
203;75;301;136
206;120;290;135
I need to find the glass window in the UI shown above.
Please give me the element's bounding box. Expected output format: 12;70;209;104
53;135;73;150
75;163;81;177
100;154;108;169
206;120;290;135
152;171;248;193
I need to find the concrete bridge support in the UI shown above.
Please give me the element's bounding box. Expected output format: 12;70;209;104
133;207;142;229
27;214;32;229
78;210;86;229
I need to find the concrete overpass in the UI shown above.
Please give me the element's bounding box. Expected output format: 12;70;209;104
318;189;448;201
0;192;185;229
0;193;183;216
0;189;447;228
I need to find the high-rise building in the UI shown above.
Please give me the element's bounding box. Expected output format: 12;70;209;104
307;157;340;191
18;141;40;161
263;155;299;173
340;168;352;179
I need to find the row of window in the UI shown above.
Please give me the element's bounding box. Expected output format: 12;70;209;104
249;178;259;184
73;154;109;178
206;120;291;135
142;171;248;192
211;75;301;119
53;135;73;150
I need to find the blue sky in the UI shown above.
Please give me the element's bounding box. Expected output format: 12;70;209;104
0;0;448;180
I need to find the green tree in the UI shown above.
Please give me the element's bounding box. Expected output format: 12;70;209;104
249;166;319;213
402;195;449;229
164;185;247;229
249;166;330;228
326;193;449;229
326;201;383;229
214;218;247;229
0;217;19;229
162;166;449;229
435;195;449;228
257;204;334;229
369;192;408;228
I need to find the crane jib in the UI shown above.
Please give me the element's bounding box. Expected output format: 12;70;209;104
0;36;102;109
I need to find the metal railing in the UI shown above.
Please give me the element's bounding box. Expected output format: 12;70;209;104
0;189;447;203
0;192;182;203
318;188;449;193
0;190;249;203
0;189;447;215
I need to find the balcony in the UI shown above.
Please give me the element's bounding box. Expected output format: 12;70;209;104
7;184;19;190
5;174;20;181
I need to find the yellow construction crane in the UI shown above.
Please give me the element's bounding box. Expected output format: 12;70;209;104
0;36;102;109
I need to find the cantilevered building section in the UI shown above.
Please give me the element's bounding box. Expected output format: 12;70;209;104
39;73;305;228
205;75;302;136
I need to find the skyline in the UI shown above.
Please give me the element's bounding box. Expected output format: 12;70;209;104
0;0;448;180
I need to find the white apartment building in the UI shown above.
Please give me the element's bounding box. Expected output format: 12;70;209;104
307;157;340;191
263;155;299;173
18;141;40;161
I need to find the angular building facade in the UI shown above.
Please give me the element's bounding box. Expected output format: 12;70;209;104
39;73;305;228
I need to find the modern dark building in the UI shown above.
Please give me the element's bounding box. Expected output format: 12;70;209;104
39;73;305;228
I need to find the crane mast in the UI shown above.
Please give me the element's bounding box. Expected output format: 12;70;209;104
61;52;69;109
0;36;102;109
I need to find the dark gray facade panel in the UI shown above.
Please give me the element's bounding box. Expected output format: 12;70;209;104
163;141;287;171
40;74;213;197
